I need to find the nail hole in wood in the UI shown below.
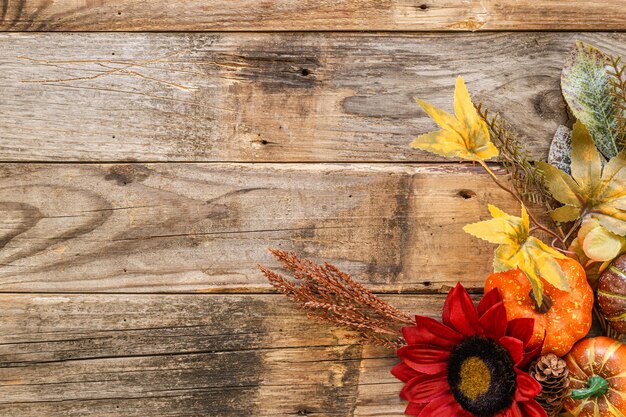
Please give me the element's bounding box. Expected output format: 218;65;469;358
457;189;476;199
117;11;122;15
419;4;429;10
301;68;310;76
260;139;268;145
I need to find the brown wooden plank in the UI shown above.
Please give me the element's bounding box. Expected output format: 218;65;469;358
0;293;437;416
0;295;609;416
0;162;539;293
2;32;626;162
1;1;625;31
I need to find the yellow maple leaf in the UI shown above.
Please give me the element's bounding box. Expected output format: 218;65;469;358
411;76;499;161
463;204;569;304
537;121;626;236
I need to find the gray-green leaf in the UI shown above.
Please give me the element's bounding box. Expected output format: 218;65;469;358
561;41;620;159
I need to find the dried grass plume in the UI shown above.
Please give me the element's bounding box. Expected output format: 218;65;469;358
259;249;412;349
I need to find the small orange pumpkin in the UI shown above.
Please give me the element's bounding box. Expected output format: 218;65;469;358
564;337;626;417
484;257;593;356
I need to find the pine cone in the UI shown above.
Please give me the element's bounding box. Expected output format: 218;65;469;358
529;354;570;417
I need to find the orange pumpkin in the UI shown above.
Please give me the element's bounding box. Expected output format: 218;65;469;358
484;257;593;356
564;337;626;417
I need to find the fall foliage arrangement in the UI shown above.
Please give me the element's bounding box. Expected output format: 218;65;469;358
260;42;626;417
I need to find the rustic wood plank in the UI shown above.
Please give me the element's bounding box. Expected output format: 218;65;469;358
1;1;625;31
0;293;436;416
2;32;626;162
0;162;537;293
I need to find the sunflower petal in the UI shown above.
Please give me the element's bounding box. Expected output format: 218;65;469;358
518;399;548;417
442;283;482;337
401;373;449;402
479;301;508;340
477;287;502;316
417;393;464;417
391;362;419;383
397;344;450;375
499;336;524;365
405;402;427;417
506;318;535;346
514;369;542;401
403;316;463;347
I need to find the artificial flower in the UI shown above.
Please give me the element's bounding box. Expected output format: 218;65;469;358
392;283;545;417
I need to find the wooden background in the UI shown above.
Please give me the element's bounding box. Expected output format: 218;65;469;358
1;2;625;416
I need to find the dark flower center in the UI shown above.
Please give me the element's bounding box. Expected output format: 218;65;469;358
447;336;517;417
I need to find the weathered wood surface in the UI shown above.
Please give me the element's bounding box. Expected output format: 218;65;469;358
1;0;625;31
0;293;441;416
3;32;626;162
0;162;536;293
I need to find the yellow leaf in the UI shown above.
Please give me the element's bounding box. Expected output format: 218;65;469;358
536;161;582;206
463;218;519;245
550;205;581;223
595;213;626;236
488;204;509;218
570;121;602;195
411;76;499;162
464;205;569;303
540;125;626;237
521;204;530;232
493;243;523;271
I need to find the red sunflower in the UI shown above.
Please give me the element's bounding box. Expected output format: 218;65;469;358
392;283;546;417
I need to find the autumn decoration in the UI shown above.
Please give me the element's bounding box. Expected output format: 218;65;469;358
563;337;626;417
260;41;626;417
484;258;593;356
597;254;626;334
529;354;570;417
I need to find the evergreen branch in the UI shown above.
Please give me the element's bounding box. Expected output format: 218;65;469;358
259;249;412;349
476;104;555;209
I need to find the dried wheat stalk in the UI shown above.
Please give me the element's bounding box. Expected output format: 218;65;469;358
259;249;413;349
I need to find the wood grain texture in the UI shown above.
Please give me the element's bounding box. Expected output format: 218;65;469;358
0;293;442;416
3;32;626;162
0;162;538;293
1;0;625;31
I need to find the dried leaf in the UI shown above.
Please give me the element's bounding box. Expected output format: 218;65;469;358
539;121;626;236
548;125;572;174
411;76;499;161
561;41;621;159
463;205;568;304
